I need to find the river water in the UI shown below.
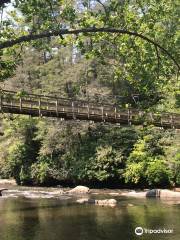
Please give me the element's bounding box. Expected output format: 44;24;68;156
0;188;180;240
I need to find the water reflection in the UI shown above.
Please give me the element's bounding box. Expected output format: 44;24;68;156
0;197;180;240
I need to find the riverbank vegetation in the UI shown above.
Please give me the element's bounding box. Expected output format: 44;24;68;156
0;0;179;187
0;116;179;187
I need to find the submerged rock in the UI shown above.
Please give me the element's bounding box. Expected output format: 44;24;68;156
76;198;89;204
108;192;120;196
94;199;117;207
68;186;90;194
76;198;117;207
127;203;134;207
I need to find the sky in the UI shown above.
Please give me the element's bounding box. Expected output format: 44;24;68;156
2;1;14;20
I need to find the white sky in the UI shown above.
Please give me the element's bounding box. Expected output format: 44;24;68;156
2;2;14;20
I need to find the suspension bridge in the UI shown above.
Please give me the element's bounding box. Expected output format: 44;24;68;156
0;89;180;129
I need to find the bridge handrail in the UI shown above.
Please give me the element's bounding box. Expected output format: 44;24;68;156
0;89;180;128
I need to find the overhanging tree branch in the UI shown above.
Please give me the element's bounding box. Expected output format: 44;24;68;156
0;27;179;70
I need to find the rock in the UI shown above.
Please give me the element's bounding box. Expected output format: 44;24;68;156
76;198;89;204
119;189;180;199
0;188;8;196
108;192;120;196
160;190;180;198
146;189;160;198
146;189;180;198
76;198;117;207
94;199;117;207
174;188;180;192
0;179;16;185
52;190;65;195
122;191;146;198
127;203;134;207
68;186;90;194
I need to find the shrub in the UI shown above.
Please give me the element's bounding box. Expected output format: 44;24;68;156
7;142;33;184
124;162;145;184
146;159;171;186
31;162;50;185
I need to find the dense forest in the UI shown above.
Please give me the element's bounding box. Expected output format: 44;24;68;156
0;0;179;187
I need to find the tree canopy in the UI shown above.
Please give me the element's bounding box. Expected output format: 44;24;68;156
0;0;179;187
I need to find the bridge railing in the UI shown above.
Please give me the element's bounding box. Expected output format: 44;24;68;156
0;90;180;128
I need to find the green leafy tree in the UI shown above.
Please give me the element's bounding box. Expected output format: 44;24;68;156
124;128;173;186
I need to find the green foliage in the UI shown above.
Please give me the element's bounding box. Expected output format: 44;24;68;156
0;0;179;188
0;115;179;187
31;161;50;185
146;159;171;186
124;162;145;184
61;125;138;183
170;151;180;185
123;128;177;186
0;116;39;184
7;141;33;184
0;57;16;81
86;145;123;181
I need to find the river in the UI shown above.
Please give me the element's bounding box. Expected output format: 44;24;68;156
0;187;180;240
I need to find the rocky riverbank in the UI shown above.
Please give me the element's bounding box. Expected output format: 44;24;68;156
0;180;180;204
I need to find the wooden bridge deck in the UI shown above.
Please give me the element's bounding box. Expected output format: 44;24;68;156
0;90;180;129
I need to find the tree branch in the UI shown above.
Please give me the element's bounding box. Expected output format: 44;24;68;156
0;27;179;69
96;0;109;19
46;0;63;39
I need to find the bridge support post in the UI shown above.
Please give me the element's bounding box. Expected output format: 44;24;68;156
170;115;174;129
102;106;104;121
19;97;22;111
128;109;132;125
87;104;90;119
72;101;76;119
0;95;2;111
39;98;41;116
56;100;58;117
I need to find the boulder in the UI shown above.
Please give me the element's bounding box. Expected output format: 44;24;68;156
68;186;90;194
174;188;180;192
146;189;180;198
76;198;89;204
160;190;180;198
120;189;180;199
94;199;117;207
146;189;160;198
76;198;117;207
0;188;8;196
51;190;65;195
108;192;120;196
121;191;146;198
127;203;134;207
